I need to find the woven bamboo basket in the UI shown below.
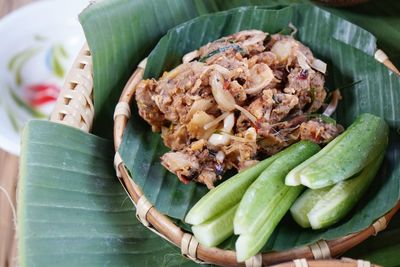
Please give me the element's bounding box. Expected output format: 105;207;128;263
50;42;399;267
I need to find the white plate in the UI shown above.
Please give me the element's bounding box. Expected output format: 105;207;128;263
0;0;88;155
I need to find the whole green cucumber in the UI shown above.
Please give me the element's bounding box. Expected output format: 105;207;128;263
185;152;281;225
288;113;388;189
308;153;385;229
234;141;320;235
290;186;333;228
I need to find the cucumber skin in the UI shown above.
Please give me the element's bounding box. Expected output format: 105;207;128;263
308;153;385;229
285;133;346;186
290;186;333;228
234;141;320;235
192;204;238;247
235;186;303;262
185;152;281;225
300;113;388;189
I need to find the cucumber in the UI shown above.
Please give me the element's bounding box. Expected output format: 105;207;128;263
192;204;238;247
235;185;303;262
308;153;384;229
285;133;346;186
185;152;281;225
287;113;388;189
234;141;320;235
290;186;333;228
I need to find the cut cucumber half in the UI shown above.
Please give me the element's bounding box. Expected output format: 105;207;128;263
299;113;388;189
192;204;238;247
285;133;345;186
185;152;280;225
234;141;320;235
308;153;384;229
235;185;303;262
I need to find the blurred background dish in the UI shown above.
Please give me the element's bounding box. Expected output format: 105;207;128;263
0;0;87;155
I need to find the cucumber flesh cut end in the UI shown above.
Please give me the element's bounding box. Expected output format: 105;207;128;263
300;174;334;189
192;226;215;247
285;172;301;186
290;206;311;228
308;213;324;230
290;187;333;228
235;234;265;263
185;212;202;225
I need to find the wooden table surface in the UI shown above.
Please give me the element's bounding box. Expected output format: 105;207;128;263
0;2;37;267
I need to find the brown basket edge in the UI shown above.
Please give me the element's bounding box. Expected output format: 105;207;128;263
111;54;400;266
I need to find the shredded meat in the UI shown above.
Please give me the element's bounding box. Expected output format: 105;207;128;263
135;29;343;188
300;119;344;144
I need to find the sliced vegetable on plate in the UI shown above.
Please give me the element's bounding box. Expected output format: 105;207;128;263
285;113;389;189
184;152;279;225
307;153;386;229
233;141;320;235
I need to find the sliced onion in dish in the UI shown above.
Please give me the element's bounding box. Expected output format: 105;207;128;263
163;64;186;79
216;151;225;162
244;127;257;141
271;39;295;62
208;133;231;146
297;51;311;71
183;50;199;63
201;64;231;78
239;30;268;47
245;63;275;95
210;71;236;111
311;59;327;74
187;98;213;120
161;151;198;172
323;89;342;116
222;133;254;143
289;22;298;37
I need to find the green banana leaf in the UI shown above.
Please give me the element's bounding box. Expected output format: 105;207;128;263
18;120;202;267
79;0;201;138
119;4;400;251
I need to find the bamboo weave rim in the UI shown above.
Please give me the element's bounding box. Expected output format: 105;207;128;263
51;44;399;267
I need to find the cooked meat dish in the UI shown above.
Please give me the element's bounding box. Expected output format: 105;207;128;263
135;30;343;188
